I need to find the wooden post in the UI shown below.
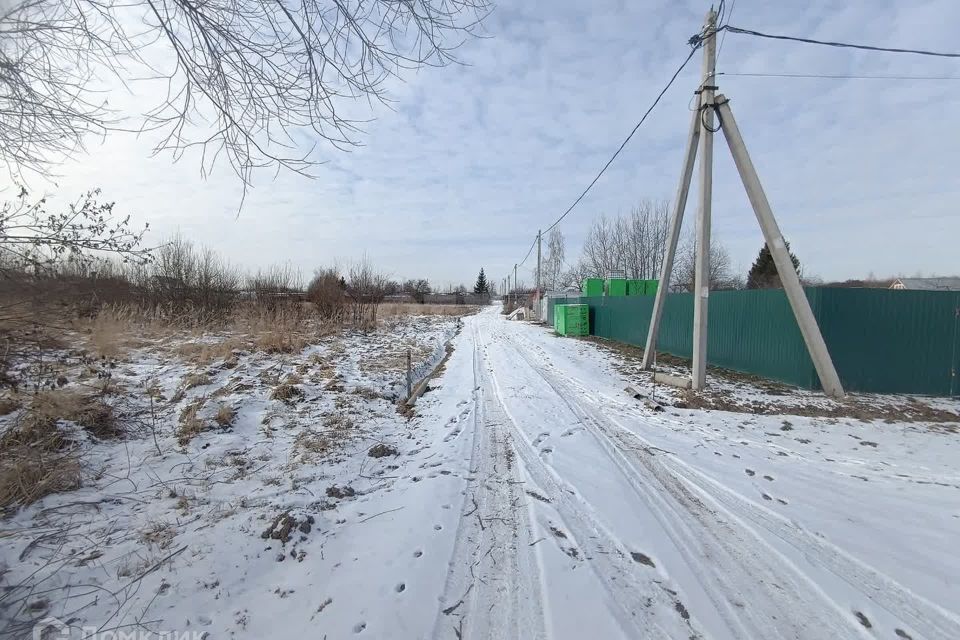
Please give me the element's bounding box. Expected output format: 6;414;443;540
642;104;702;369
536;230;542;318
714;94;845;398
692;8;717;391
406;349;412;398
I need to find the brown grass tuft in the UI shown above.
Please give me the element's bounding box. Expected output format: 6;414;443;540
182;372;212;390
380;303;479;318
173;338;245;366
176;399;207;446
88;310;129;358
270;383;303;403
292;429;331;462
214;403;236;427
0;391;105;510
0;448;81;512
0;395;20;416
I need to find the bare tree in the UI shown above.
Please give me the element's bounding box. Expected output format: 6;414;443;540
576;200;670;281
307;267;346;322
0;0;490;189
543;229;565;291
402;278;431;304
346;258;387;326
0;187;149;274
671;231;737;292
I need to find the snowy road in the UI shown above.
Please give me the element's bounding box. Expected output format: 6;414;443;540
411;307;960;640
9;307;958;639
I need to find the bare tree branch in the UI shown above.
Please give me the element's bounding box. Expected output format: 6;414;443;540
0;0;491;192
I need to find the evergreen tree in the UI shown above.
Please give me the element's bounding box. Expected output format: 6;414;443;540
473;268;489;294
746;240;801;289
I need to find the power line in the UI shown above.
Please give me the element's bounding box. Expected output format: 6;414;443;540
516;235;537;267
716;0;737;64
540;45;701;238
718;24;960;58
721;71;960;80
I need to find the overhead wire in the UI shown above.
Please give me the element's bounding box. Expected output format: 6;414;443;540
716;24;960;58
720;71;960;81
508;16;960;278
540;44;702;237
715;0;736;64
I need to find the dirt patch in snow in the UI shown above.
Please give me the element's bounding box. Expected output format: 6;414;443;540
580;335;960;424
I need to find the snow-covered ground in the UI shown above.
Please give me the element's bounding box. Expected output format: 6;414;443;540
3;306;959;639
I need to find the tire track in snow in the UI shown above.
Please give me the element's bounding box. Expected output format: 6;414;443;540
431;324;547;640
512;329;960;640
475;324;702;640
504;328;870;639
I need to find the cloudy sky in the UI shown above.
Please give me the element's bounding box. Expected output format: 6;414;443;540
14;0;960;289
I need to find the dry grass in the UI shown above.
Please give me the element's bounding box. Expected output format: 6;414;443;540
140;522;176;550
176;399;207;446
380;303;479;318
0;395;21;416
270;382;303;403
214;403;236;427
88;309;131;358
172;338;245;366
292;429;331;462
0;390;111;510
182;372;212;390
11;390;119;440
0;448;81;512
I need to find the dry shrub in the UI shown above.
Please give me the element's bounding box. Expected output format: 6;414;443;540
0;391;108;510
176;399;207;446
270;383;303;403
0;448;81;511
141;522;176;550
292;429;330;462
214;403;236;427
182;372;212;390
380;303;479;317
88;309;130;357
173;338;245;366
234;304;315;354
10;390;119;440
0;395;21;415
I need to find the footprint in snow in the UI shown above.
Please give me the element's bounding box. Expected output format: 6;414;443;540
745;469;755;477
533;432;550;447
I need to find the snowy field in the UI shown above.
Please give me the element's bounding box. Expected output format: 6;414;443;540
3;306;960;640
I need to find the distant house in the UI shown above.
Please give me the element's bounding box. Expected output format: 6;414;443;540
889;277;960;291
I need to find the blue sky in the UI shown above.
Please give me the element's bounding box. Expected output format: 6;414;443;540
18;0;960;289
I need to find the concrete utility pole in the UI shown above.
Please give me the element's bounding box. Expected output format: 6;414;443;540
536;230;542;319
641;106;702;369
514;263;518;307
640;11;844;398
715;95;844;397
692;7;717;391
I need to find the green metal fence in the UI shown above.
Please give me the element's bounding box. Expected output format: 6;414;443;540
546;288;960;396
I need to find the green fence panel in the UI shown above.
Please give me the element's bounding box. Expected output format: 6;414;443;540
576;290;823;389
607;279;627;297
817;288;960;395
706;289;817;388
582;278;605;297
544;288;959;395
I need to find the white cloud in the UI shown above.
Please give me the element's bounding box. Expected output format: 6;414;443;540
5;0;959;286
